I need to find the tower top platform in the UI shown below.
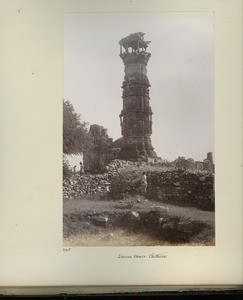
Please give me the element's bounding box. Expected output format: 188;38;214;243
119;32;151;52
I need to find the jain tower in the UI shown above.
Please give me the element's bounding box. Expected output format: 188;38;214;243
115;32;156;161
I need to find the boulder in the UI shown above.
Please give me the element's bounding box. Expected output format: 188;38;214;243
131;211;140;218
91;216;109;227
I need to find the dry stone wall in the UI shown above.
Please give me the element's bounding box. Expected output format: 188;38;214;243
63;159;214;211
63;173;111;199
63;159;145;199
146;170;214;211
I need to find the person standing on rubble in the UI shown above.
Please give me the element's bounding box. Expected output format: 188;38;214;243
141;172;147;195
79;161;84;174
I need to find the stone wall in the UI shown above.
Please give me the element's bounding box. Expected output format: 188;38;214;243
146;170;214;211
63;159;214;211
63;160;146;199
63;173;111;199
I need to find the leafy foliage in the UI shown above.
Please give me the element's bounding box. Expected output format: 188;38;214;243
109;169;142;199
86;155;107;174
63;99;114;174
63;155;72;179
174;156;196;171
63;99;90;155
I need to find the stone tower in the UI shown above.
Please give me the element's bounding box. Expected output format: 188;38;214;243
117;32;156;161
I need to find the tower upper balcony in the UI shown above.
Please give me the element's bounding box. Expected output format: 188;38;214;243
119;32;151;55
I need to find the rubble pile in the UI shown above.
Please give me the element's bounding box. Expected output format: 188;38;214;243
106;159;147;174
63;173;111;199
147;170;214;211
63;160;143;199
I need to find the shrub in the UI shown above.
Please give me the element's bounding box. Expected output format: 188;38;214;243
109;169;142;199
87;155;107;174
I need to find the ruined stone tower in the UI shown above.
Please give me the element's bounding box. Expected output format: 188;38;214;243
116;32;156;161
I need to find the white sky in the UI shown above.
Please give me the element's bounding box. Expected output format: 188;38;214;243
64;12;214;161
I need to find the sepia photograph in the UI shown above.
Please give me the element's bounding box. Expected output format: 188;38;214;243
63;12;215;247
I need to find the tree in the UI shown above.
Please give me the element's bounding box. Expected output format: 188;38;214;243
63;154;72;179
63;100;114;174
63;99;90;154
174;156;187;170
174;156;196;171
186;158;196;171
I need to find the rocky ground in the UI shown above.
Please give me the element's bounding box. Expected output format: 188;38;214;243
63;196;215;246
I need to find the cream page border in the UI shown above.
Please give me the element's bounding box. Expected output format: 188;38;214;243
0;0;242;288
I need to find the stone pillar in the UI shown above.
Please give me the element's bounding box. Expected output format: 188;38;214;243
118;33;156;161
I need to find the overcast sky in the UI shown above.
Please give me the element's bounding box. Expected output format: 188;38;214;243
64;12;214;161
